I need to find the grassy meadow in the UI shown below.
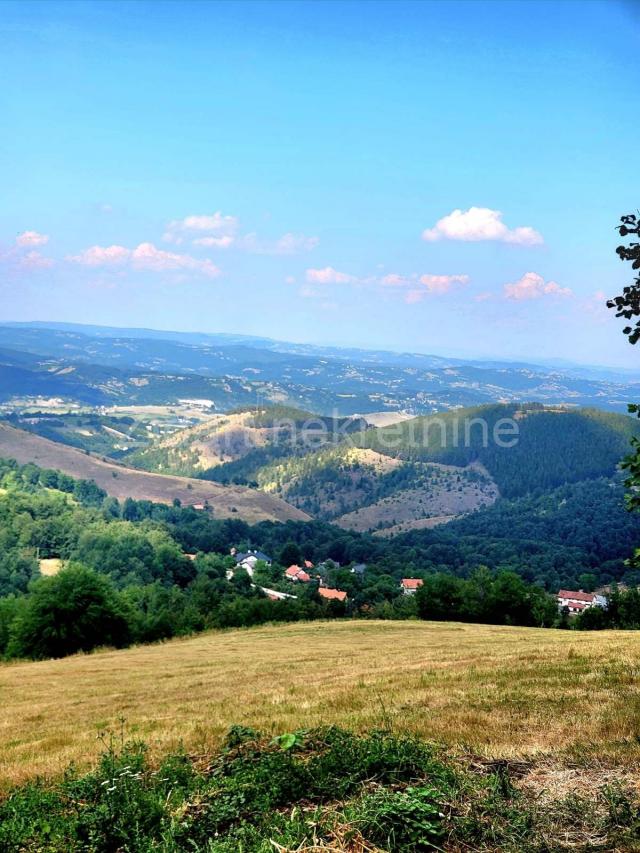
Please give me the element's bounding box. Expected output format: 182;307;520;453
3;619;640;788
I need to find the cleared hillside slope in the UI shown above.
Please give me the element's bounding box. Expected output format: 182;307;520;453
0;423;308;524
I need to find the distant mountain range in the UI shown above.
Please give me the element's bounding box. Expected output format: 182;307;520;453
1;321;639;414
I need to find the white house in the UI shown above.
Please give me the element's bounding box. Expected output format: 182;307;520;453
400;578;424;596
557;589;607;613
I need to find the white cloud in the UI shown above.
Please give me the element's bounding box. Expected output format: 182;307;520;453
163;212;238;244
16;230;49;247
504;272;572;300
380;273;407;287
68;245;131;267
418;273;469;294
68;242;220;279
305;266;354;284
422;207;543;246
381;271;469;301
192;235;235;249
131;242;220;277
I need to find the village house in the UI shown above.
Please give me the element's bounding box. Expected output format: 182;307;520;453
284;564;312;582
234;550;272;577
557;589;608;613
400;578;424;596
317;587;347;602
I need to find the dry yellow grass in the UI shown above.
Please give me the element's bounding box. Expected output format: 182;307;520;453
38;558;63;577
2;620;640;787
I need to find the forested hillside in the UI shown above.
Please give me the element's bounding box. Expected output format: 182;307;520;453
357;404;640;497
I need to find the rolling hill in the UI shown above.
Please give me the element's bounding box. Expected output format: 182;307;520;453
0;422;308;524
126;406;367;477
356;403;640;497
2;322;639;414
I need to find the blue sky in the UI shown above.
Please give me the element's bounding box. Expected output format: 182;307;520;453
1;0;638;366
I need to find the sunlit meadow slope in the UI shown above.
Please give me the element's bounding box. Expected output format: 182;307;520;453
2;620;640;787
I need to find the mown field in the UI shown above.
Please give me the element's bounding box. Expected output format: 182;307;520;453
3;620;640;789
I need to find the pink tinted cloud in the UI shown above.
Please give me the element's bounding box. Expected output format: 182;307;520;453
419;273;469;294
422;207;543;246
305;266;354;284
382;271;469;302
16;230;49;247
68;245;131;266
380;273;408;287
131;242;220;278
504;271;572;300
69;242;220;279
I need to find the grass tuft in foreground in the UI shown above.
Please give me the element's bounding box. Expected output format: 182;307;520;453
1;725;639;852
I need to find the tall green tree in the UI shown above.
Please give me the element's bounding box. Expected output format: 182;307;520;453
7;564;130;660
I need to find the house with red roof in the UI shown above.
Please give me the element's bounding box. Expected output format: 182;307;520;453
400;578;424;596
284;565;312;582
557;589;607;613
317;587;347;602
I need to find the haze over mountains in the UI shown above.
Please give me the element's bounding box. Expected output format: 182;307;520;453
1;321;638;415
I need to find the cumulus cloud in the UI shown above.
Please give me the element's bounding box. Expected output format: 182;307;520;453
0;231;54;272
131;242;220;277
381;271;469;302
164;213;317;256
422;207;543;246
305;266;355;284
504;272;572;300
68;242;220;279
163;212;238;245
68;245;131;267
16;230;49;247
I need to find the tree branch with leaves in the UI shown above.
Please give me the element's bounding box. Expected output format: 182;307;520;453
609;214;640;515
